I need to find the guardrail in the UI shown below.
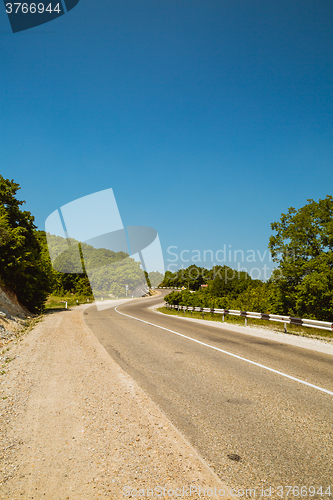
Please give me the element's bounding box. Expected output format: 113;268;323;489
165;303;333;333
158;287;183;290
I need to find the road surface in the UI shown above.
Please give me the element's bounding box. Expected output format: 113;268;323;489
84;292;333;496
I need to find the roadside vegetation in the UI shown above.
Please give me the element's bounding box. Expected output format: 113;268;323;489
0;174;95;312
44;294;93;310
161;196;333;323
0;175;161;313
1;174;333;323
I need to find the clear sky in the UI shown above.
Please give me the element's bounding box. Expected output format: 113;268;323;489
1;0;332;278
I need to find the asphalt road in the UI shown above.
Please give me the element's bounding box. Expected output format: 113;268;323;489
83;292;333;496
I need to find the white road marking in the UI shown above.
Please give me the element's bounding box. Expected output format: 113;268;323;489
115;306;333;397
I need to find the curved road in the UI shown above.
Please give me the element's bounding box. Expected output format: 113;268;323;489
83;292;333;496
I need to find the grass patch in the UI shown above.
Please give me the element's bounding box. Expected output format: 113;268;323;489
44;294;94;310
157;307;333;341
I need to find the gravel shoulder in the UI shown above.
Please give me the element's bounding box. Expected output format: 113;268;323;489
0;303;230;499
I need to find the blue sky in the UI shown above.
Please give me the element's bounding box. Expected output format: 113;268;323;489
1;0;333;277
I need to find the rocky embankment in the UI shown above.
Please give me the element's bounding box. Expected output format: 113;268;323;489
0;285;31;351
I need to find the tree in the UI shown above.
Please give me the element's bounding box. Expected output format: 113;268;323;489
36;231;94;298
159;265;210;290
144;271;151;288
231;280;271;313
208;265;251;299
0;176;52;312
147;271;164;288
268;196;333;320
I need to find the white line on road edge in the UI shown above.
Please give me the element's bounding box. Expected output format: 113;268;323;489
115;306;333;397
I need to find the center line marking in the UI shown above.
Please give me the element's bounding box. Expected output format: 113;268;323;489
115;306;333;397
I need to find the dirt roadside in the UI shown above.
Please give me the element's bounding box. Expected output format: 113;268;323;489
0;304;231;500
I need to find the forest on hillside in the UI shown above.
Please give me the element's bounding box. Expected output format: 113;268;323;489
0;175;162;312
1;174;333;319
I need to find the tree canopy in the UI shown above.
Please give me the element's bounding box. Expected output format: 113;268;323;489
269;196;333;319
0;176;52;312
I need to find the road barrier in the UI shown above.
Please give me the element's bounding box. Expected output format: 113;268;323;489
158;287;183;290
165;303;333;333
